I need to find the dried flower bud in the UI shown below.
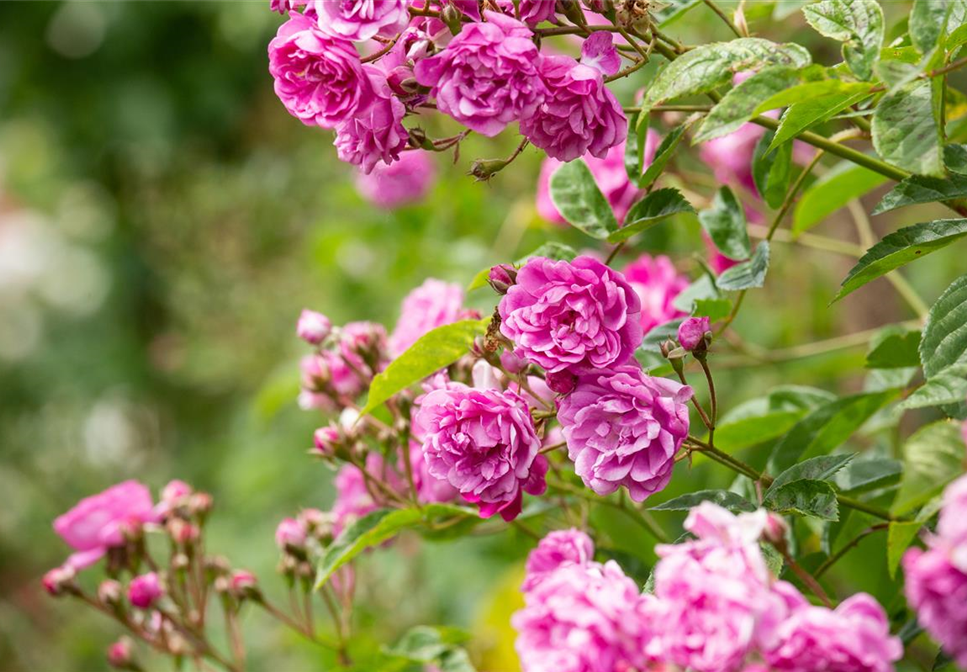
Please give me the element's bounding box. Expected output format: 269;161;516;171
42;565;76;597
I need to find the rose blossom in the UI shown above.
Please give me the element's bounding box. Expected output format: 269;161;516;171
53;480;160;570
522;528;595;591
513;560;650;672
271;0;307;13
334;70;408;174
414;385;547;521
355;150;436;209
388;278;465;356
313;0;408;42
268;13;376;129
409;441;460;504
519;0;556;24
520;53;626;162
414;11;546;137
678;316;710;352
128;572;164;609
297;309;332;344
557;364;692;502
764;593;902;672
623;253;689;335
536;133;658;226
498;255;642;374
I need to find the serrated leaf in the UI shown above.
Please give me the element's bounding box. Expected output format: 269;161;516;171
316;504;475;588
873;174;967;214
866;330;922;369
700;187;752;261
769;90;874;150
753;131;793;209
695;66;806;143
717;241;770;290
516;242;578;265
768;389;900;474
607;189;694;243
693;298;733;322
899;364;967;409
625;111;648;182
651;489;757;513
639;318;684;353
793;161;889;234
673;274;720;312
893;420;966;515
361;319;488;415
833;219;967;302
768;479;840;520
754;79;873;114
872;79;944;177
921;273;967;376
946;144;967;174
764;454;855;500
802;0;884;80
640;38;811;121
639;122;690;189
549;159;619;239
653;0;703;26
887;520;923;577
834;457;903;493
716;385;834;451
909;0;967;53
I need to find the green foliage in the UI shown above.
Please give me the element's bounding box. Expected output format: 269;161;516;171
793;161;889;234
639;121;692;189
715;385;834;451
607;189;695;243
549;159;618;238
920;273;967;377
873;174;967;214
872;79;944;177
651;490;757;512
834;458;903;494
699;187;751;261
767;88;874;151
752;130;793;209
361;319;489;416
899;364;967;410
909;0;967;53
865;331;922;369
764;454;855;499
717;241;770;290
893;420;965;515
382;626;477;672
802;0;884;80
766;479;840;521
695;67;805;143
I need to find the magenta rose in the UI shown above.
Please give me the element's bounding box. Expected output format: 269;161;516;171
519;0;556;25
53;480;160;570
414;11;546;137
354;150;436;209
678;316;711;351
522;528;595;592
499;255;643;374
557;364;692;502
313;0;408;42
623;253;689;335
333;71;408;174
414;385;546;521
128;572;164;609
389;278;465;356
520;55;626;162
268;13;376;129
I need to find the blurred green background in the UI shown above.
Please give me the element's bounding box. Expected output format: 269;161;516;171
0;2;964;671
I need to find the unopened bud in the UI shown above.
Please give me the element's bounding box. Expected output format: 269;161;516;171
107;637;138;670
128;572;164;609
762;512;789;546
230;570;262;601
442;3;463;34
42;565;76;597
678;316;712;355
487;264;517;295
469;157;509;182
98;579;124;607
407;126;433;150
545;370;577;396
189;492;213;519
387;66;419;96
168;518;200;545
296;309;332;345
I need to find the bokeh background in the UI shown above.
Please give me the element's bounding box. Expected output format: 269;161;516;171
1;2;964;670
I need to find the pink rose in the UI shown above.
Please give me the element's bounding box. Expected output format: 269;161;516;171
522;528;595;591
389;278;465;356
314;0;408;42
498;255;643;374
334;75;409;174
128;572;164;609
622;253;689;335
268;13;376;129
415;385;546;521
106;637;134;669
297;309;332;344
354;150;436;209
557;364;692;502
414;11;546;137
53;480;160;570
678;316;711;352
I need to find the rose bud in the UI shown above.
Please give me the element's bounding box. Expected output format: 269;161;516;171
230;569;261;600
167;518;200;545
107;637;138;670
98;579;124;607
545;370;578;396
297;309;332;345
762;512;789;546
42;565;76;597
275;517;307;552
678;316;711;353
313;423;342;458
128;572;164;609
189;492;214;518
487;264;518;295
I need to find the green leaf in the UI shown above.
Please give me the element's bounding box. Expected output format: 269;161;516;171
793;161;889;234
753;80;873;114
872;79;944;177
946;144;967;174
639;122;692;190
899;364;967;410
639;318;684;353
834;457;903;493
873;174;967;214
699;187;751;261
769;90;874;151
673;274;720;312
716;241;770;291
716;385;834;451
802;0;884;80
384;625;477;672
361;319;488;415
920;273;967;376
865;330;922;369
767;479;840;521
887;520;924;578
909;0;967;53
651;489;757;513
693;298;733;322
833;219;967;302
893;420;966;515
317;505;473;588
767;389;900;474
695;66;806;143
640;38;811;119
607;188;694;243
764;454;855;501
515;242;579;265
753;131;793;209
625;111;648;182
653;0;703;26
549;159;619;239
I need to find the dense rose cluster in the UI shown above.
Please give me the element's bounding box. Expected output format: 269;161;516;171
514;503;903;672
903;473;967;668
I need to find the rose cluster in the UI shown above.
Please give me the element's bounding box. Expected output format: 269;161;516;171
513;503;904;672
267;1;628;185
903;473;967;668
